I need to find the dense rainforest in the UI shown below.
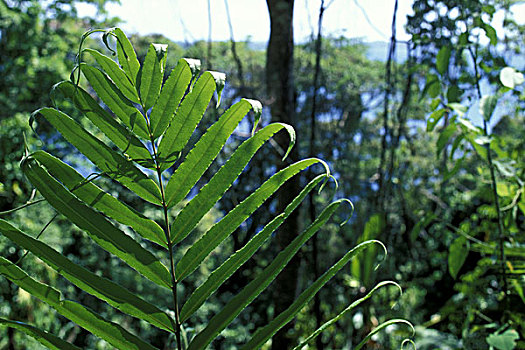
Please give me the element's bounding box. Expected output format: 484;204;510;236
0;0;523;349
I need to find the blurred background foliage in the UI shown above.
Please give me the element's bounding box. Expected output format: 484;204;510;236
0;0;523;349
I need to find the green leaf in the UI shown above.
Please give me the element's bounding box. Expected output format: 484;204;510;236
187;199;346;350
354;319;414;350
436;46;451;75
467;134;488;160
436;123;457;157
426;108;446;132
449;133;465;160
482;4;496;15
175;158;329;281
113;28;141;84
157;71;226;170
83;48;140;103
480;95;498;121
170;122;295;244
149;58;198;139
0;258;157;350
34;108;162;204
447;102;468;116
31;151;166;246
483;23;498;45
242;240;386;350
292;281;400;350
458;32;469;46
409;212;437;242
81;63;150;139
457;117;481;133
500;67;524;89
443;156;464;182
422;74;440;98
54;81;153;167
474;135;492;146
486;329;519;350
0;318;81;350
180;174;326;322
0;220;175;332
446;85;461;103
352;214;385;286
449;236;469;279
430;98;441;110
493;160;517;178
21;156;172;288
139;43;167;111
213;71;226;107
165;98;263;209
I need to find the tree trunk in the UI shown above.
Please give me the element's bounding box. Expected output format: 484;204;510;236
266;1;298;349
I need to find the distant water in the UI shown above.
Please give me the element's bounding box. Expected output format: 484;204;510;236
365;41;409;62
244;41;409;62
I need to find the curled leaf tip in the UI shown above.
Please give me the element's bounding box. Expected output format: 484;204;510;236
329;175;339;190
334;198;354;226
102;30;116;56
243;98;262;136
49;82;62;109
182;58;201;77
280;123;295;161
207;71;226;108
401;339;417;350
313;158;330;177
368;239;388;269
318;174;338;196
355;319;415;350
376;280;403;308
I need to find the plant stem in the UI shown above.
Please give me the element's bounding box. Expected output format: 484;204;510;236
148;130;183;350
469;47;508;301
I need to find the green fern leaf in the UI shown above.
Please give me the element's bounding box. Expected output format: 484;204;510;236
0;258;157;350
21;156;172;288
0;318;81;350
0;220;175;332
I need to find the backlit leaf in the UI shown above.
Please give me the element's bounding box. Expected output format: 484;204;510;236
83;48;139;103
139;43;167;111
149;58;198;139
21;156;171;288
449;236;469;279
486;329;519;350
81;63;150;139
175;158;329;281
54;81;153;166
31;151;166;246
0;220;175;332
292;281;401;350
180;174;326;321
436;46;451;75
242;240;386;350
113;28;140;84
0;258;157;350
165;98;263;209
187;199;346;350
157;71;225;170
34;108;161;204
170;122;295;244
0;318;81;350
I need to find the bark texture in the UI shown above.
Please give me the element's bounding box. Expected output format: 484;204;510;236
266;1;299;349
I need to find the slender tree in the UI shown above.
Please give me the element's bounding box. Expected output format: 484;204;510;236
266;1;299;349
308;1;328;349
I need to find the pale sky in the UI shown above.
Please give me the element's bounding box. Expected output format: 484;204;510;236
79;0;415;43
